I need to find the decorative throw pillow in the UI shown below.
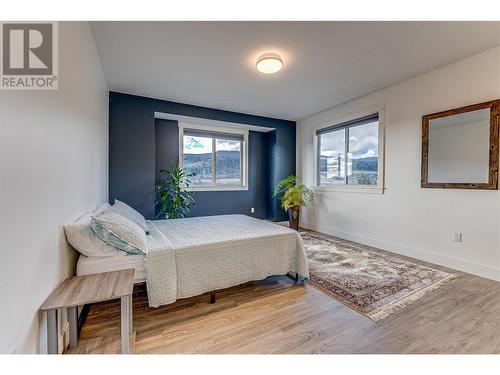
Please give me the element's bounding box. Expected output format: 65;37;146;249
64;213;125;257
91;211;147;255
110;199;149;234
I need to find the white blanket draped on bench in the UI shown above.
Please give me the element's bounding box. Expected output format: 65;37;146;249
144;214;309;307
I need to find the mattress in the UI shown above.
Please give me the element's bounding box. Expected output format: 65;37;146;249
77;254;146;283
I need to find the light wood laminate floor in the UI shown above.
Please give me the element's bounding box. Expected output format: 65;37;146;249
66;231;500;354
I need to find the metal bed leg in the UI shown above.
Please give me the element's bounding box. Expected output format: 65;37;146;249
210;291;216;304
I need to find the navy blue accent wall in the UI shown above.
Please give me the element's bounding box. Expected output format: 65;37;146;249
266;130;278;220
155;119;179;181
109;91;295;221
275;124;297;219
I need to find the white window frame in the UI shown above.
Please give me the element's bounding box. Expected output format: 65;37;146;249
178;122;249;192
313;107;385;194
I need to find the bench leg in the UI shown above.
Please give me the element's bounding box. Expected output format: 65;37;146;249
128;295;133;334
121;296;130;354
68;306;78;349
295;272;299;283
47;309;58;354
210;291;216;304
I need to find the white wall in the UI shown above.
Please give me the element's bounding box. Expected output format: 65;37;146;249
298;46;500;281
0;22;108;353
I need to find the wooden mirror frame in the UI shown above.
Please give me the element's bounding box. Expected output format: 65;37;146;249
421;99;500;190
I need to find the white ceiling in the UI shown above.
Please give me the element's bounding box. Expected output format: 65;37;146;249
91;22;500;121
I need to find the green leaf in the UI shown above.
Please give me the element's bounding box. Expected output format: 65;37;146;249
155;162;197;220
273;175;313;212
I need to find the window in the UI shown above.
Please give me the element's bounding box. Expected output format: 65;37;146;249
180;124;248;190
317;113;380;186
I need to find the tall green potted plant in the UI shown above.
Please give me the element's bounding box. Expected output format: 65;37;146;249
155;164;196;219
273;175;313;230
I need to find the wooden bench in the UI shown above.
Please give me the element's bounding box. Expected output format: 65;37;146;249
40;269;135;354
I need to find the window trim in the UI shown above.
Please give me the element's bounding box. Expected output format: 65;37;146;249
178;122;249;192
313;108;385;193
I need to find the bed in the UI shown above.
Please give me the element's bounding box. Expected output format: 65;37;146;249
77;214;309;307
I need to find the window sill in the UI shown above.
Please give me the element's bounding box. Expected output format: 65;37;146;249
187;186;249;192
313;185;385;194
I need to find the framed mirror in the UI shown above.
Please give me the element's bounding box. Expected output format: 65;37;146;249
421;99;499;189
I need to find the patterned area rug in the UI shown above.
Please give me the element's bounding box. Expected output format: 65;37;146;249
301;232;457;321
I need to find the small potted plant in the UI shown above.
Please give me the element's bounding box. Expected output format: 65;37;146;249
155;164;196;219
273;175;313;230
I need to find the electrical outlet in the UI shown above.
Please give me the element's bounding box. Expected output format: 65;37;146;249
250;207;255;213
453;232;462;242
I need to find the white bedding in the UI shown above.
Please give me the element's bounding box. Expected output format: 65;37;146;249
145;214;309;307
77;214;309;308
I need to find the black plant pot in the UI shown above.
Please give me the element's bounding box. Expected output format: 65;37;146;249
287;206;300;231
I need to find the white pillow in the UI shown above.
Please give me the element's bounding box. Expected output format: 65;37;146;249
64;213;125;257
110;199;149;234
94;202;111;216
90;211;147;255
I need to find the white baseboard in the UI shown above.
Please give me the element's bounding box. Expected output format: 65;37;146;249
58;321;69;355
301;221;500;282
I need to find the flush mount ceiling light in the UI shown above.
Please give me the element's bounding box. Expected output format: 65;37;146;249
256;53;283;74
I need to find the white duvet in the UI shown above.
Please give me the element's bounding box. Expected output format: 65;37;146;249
144;214;309;307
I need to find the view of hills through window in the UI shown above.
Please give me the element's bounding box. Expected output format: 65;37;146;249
319;120;378;185
183;135;242;186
